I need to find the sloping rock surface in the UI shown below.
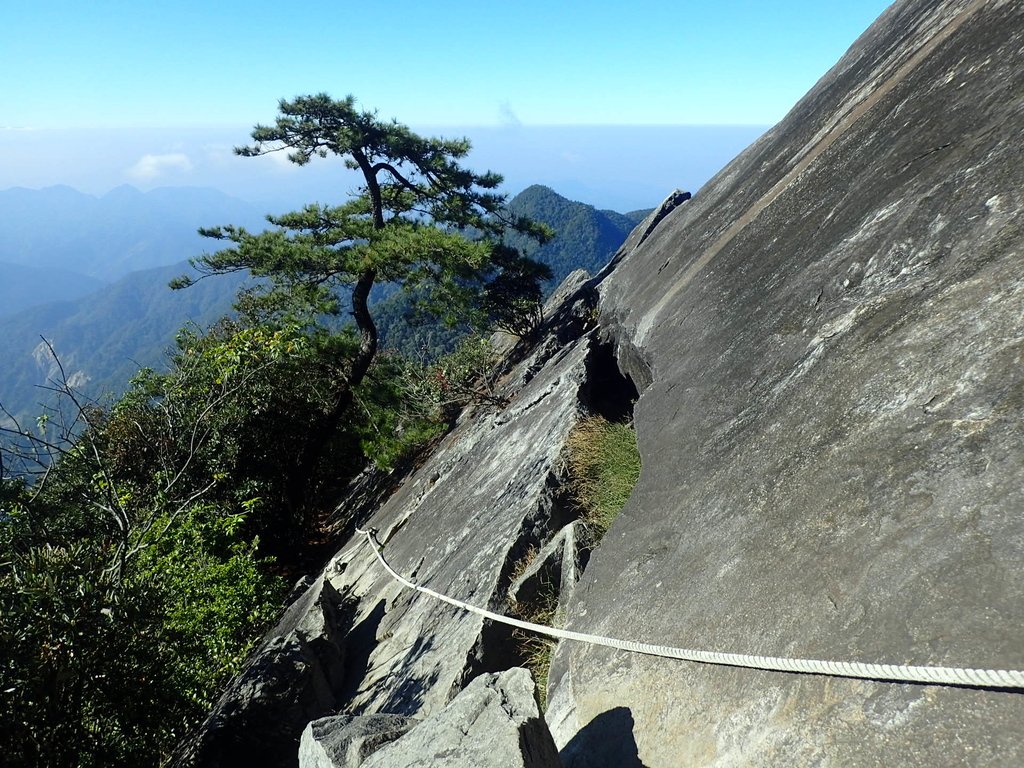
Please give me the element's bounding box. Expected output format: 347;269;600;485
556;0;1024;764
508;521;581;618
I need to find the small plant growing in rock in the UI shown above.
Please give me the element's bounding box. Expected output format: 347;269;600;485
566;415;641;541
508;579;559;713
508;545;539;585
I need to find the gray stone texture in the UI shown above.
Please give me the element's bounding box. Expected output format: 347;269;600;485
508;521;581;619
171;576;349;767
298;714;414;768
314;275;605;728
558;0;1024;764
358;668;560;768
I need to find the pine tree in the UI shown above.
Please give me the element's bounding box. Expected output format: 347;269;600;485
174;93;551;502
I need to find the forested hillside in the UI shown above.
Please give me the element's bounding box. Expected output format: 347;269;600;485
507;184;649;290
0;262;249;427
0;261;104;318
0;185;649;419
377;185;649;356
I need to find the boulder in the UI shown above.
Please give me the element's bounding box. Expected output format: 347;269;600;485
298;714;414;768
355;668;560;768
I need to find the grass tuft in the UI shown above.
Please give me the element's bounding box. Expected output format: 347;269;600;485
566;416;641;540
510;583;559;713
505;416;640;712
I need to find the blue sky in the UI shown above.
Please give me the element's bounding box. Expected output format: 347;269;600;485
1;0;892;209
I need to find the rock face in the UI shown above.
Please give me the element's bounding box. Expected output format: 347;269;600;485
298;714;414;768
558;0;1024;764
177;1;1024;765
508;521;582;618
300;669;560;768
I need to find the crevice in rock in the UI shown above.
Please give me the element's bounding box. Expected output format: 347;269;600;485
460;337;643;710
456;616;524;697
455;464;574;695
578;338;640;425
899;141;954;172
566;337;643;577
336;599;388;708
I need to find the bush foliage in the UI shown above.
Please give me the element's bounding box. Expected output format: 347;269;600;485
0;96;550;766
0;319;507;767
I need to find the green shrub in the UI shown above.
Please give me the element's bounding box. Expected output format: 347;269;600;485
517;627;557;713
0;540;179;766
355;335;501;469
0;496;284;767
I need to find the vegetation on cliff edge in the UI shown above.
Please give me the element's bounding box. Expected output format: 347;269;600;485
0;95;549;767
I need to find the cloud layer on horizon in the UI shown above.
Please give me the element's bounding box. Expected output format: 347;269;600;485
126;152;193;180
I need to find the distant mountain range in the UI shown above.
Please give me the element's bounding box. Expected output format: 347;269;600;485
0;262;250;428
0;184;652;426
0;184;265;284
376;185;651;355
0;261;105;318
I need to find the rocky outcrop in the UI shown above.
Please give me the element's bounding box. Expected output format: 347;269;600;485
300;669;559;768
178;1;1024;765
171;576;349;768
557;0;1024;764
508;521;582;619
298;714;414;768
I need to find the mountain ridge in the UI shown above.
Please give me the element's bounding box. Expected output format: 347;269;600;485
170;1;1024;765
0;184;266;281
0;184;649;425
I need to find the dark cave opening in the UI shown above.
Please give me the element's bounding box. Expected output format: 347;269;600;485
578;339;640;424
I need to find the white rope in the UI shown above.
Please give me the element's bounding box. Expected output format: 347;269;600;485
356;528;1024;689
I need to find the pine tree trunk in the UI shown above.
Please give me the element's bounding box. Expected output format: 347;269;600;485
287;149;384;530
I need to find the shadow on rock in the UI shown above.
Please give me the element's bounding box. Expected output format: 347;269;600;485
338;599;386;703
560;707;649;768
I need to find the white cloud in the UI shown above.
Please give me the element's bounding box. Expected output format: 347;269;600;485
126;152;193;179
263;149;299;169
